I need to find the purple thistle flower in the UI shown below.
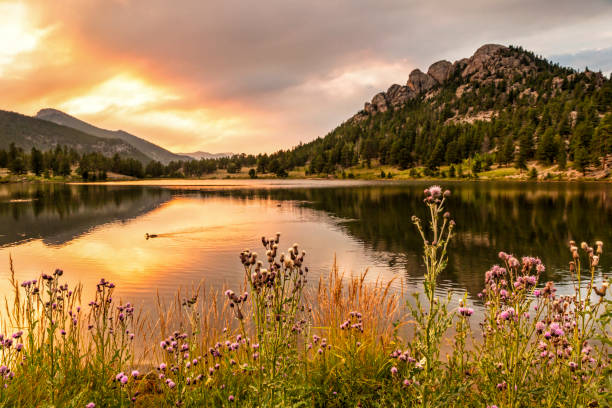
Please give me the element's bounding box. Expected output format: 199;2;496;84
86;403;95;408
390;366;398;375
458;307;474;317
228;395;235;402
549;323;564;337
120;375;128;385
428;185;442;197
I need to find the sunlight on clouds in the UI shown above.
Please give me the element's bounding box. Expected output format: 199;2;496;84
298;60;411;98
123;108;262;152
59;74;179;115
0;2;53;76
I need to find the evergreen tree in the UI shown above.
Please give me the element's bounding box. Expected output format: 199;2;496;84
573;147;589;175
502;137;515;165
30;147;44;176
536;129;558;164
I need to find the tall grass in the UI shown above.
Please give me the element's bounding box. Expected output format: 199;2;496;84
0;186;609;407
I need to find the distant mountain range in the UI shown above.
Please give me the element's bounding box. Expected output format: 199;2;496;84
176;151;233;160
0;110;151;162
35;109;192;164
0;108;231;164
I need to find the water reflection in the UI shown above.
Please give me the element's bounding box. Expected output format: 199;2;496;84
0;181;609;317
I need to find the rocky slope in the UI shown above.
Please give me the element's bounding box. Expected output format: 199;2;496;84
351;44;605;122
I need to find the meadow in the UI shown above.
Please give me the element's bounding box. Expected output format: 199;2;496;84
0;186;609;407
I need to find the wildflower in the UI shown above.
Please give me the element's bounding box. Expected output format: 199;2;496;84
498;308;515;321
228;395;235;402
86;403;95;408
131;370;139;378
427;185;442;197
507;257;519;268
120;375;128;385
458;306;474;317
549;323;564;337
167;380;176;389
390;366;398;375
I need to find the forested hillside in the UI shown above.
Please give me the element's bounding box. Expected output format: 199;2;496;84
248;44;612;177
0;110;150;163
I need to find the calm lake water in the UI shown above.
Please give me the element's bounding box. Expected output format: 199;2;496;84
0;180;610;318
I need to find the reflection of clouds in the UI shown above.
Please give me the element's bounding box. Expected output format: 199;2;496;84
0;181;610;322
0;193;404;322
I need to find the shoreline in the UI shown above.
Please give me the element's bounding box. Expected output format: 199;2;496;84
2;162;611;184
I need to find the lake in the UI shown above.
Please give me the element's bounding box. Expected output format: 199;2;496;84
0;179;610;319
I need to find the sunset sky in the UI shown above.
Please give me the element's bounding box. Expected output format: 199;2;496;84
1;0;611;154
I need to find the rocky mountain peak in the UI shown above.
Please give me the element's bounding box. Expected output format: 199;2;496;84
352;43;541;122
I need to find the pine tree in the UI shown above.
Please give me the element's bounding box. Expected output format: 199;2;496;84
573;147;589;175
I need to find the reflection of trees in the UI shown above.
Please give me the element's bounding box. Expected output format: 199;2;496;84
0;184;172;247
180;182;612;299
0;182;609;299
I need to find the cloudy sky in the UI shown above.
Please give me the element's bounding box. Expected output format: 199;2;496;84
1;0;611;153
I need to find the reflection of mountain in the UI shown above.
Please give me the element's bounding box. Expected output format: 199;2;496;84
0;184;172;247
173;182;612;299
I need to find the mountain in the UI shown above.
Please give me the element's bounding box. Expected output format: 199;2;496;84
0;110;150;162
255;43;611;176
177;151;233;160
36;108;191;164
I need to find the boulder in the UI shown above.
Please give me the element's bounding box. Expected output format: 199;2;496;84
427;60;453;84
407;69;437;94
371;92;389;113
386;84;415;108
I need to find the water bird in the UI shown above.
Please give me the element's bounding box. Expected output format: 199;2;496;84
145;233;159;240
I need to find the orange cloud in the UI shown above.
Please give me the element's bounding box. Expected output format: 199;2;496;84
2;0;610;154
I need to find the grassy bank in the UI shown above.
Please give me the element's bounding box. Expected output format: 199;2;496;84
2;159;611;184
0;186;610;407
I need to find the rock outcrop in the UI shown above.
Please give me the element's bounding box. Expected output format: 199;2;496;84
386;84;415;108
407;69;437;93
351;43;580;123
427;60;453;84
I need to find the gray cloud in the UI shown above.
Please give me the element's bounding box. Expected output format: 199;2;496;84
551;47;612;76
30;0;612;151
